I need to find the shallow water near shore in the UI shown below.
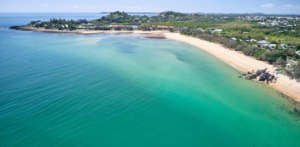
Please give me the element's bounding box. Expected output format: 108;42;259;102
1;14;300;147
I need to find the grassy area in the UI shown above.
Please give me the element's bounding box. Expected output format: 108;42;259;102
143;20;227;29
145;20;300;47
144;20;252;29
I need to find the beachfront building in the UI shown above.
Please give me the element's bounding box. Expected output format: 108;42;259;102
197;28;205;32
280;44;288;49
76;25;86;29
246;39;257;42
257;40;270;48
124;25;138;30
131;25;138;30
209;29;223;34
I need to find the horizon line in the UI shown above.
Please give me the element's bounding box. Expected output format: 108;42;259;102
0;12;300;15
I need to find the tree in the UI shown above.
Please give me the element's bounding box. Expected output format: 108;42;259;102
235;44;248;51
243;46;257;56
261;50;280;63
273;57;286;67
293;63;300;82
224;40;237;49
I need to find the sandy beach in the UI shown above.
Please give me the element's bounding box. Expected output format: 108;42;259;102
12;27;167;38
164;33;300;102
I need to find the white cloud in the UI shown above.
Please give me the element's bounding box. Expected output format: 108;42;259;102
261;3;274;8
41;4;48;8
285;4;300;8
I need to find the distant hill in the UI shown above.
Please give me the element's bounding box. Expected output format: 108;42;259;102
100;12;159;14
159;11;187;17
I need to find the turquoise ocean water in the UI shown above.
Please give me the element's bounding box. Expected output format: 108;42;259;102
0;13;300;147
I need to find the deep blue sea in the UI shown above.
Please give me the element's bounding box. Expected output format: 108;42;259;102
0;13;300;147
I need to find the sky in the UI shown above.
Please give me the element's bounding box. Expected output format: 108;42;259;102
0;0;300;14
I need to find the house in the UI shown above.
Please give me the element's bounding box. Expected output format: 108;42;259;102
124;25;138;30
108;25;124;28
270;21;279;26
281;44;295;49
76;25;86;29
280;44;287;49
257;40;270;48
257;22;266;25
210;29;223;33
296;51;300;56
197;28;205;32
131;25;138;30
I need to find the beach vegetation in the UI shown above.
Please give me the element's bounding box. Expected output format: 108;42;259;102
274;57;287;68
243;46;257;56
293;63;300;81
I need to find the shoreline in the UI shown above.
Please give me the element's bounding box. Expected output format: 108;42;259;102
164;33;300;102
10;27;167;39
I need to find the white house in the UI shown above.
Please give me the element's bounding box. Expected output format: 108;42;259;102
211;29;223;33
76;25;86;29
280;44;287;49
131;25;138;30
231;37;237;40
257;40;270;48
197;28;205;32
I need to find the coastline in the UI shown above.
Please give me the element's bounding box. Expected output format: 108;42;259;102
10;27;167;39
164;33;300;102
